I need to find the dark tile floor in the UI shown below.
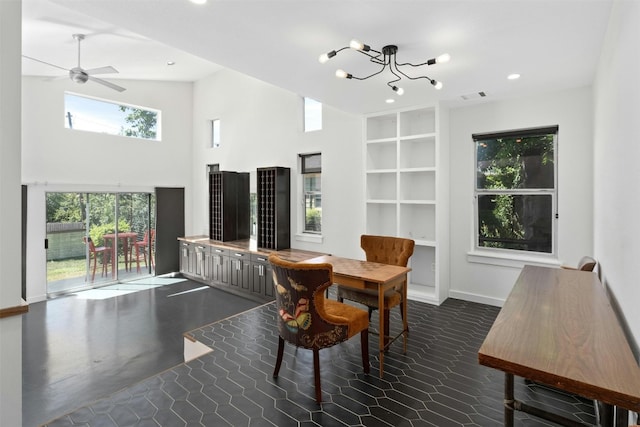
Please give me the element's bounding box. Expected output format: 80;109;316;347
40;295;597;427
23;277;261;427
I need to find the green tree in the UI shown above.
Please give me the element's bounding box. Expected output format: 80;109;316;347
119;106;157;139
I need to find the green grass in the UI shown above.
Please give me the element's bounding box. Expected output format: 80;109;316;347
47;257;130;282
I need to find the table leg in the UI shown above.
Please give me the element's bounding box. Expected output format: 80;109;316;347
505;373;514;427
378;286;385;378
402;278;408;353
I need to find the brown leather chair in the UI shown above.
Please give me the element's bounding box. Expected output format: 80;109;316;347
269;254;370;403
83;236;110;281
336;235;415;346
561;256;596;272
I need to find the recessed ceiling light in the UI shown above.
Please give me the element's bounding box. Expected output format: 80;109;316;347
167;61;175;66
385;98;395;104
508;73;521;80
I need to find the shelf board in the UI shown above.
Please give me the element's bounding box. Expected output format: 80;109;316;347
399;167;436;173
366;137;397;144
399;132;436;141
366;169;397;174
399;199;436;205
366;199;397;204
414;239;436;247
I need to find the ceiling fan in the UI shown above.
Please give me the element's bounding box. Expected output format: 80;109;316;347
23;33;126;92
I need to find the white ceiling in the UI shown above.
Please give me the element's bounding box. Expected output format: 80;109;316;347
22;0;613;115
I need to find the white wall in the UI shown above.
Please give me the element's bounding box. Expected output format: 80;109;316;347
448;86;594;306
593;0;640;351
22;77;194;302
191;69;364;258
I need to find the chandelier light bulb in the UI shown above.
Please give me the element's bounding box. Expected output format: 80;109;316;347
319;50;336;64
335;69;352;79
392;86;405;95
436;53;451;64
434;81;443;90
349;39;370;52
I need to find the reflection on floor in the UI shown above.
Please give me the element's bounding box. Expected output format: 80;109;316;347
22;278;261;427
42;298;596;427
72;277;187;300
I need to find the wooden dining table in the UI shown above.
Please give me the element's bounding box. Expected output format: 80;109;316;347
304;254;411;377
102;232;139;275
478;265;640;426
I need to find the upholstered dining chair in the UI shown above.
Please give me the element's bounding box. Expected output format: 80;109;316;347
336;235;415;346
561;255;597;272
268;254;370;403
83;236;110;281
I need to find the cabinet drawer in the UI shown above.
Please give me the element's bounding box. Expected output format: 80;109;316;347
230;250;249;260
210;246;229;256
251;253;270;264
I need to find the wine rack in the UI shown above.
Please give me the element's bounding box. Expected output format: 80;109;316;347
209;171;249;241
257;167;290;250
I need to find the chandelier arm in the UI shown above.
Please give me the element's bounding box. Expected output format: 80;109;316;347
395;66;433;82
395;60;434;67
350;64;388;81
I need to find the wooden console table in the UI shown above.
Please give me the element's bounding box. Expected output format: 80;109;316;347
478;265;640;426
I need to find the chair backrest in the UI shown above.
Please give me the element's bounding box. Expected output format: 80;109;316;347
577;256;597;272
82;236;96;253
360;235;415;267
269;254;349;350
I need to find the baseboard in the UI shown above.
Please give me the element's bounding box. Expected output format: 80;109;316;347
448;290;505;307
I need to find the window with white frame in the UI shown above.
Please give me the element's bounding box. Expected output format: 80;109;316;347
300;153;321;233
474;126;558;254
303;97;322;132
210;119;220;147
64;92;160;140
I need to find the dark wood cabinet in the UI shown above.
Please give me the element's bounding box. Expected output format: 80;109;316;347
229;250;251;291
209;171;250;241
257;167;290;250
251;253;273;299
210;246;229;286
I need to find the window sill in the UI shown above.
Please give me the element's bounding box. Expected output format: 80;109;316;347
295;233;323;244
467;250;561;269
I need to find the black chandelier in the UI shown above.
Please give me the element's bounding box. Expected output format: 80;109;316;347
319;39;449;95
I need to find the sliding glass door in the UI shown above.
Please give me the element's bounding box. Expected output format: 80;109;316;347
46;191;156;296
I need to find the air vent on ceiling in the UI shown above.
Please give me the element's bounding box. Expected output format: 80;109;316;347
461;91;487;100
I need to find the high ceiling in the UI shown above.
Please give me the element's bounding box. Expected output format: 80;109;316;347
22;0;613;115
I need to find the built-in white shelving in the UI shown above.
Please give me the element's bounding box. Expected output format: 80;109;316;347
364;106;449;305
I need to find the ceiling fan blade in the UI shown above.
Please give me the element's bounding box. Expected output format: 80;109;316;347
85;66;119;75
88;75;126;92
22;55;68;72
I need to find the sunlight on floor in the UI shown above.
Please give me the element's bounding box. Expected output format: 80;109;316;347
72;277;187;300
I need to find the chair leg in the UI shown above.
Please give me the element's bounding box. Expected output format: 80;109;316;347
91;255;97;282
360;329;370;375
273;336;285;378
313;348;322;403
400;302;409;333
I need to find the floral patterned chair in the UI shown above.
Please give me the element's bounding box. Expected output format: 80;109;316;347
269;254;370;403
